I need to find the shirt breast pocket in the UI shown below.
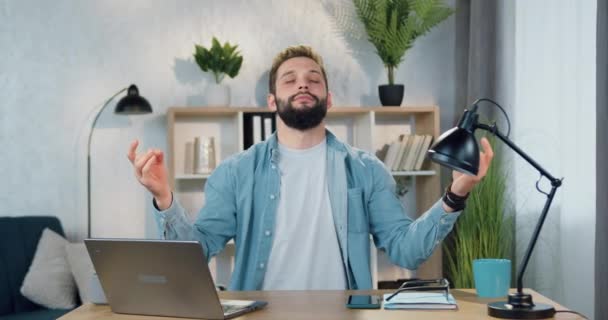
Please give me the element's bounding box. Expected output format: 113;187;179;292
347;187;368;233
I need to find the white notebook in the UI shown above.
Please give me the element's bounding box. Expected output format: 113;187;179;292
383;292;458;310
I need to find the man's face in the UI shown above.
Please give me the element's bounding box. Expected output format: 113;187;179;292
269;57;332;130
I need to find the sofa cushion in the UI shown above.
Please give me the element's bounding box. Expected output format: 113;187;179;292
65;243;95;303
0;308;72;320
0;216;64;315
20;229;77;309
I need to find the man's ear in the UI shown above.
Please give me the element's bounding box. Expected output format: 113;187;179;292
326;91;333;111
268;93;277;112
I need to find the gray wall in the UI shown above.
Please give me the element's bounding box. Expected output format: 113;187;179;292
0;0;460;239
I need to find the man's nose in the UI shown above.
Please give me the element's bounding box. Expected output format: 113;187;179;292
298;84;309;90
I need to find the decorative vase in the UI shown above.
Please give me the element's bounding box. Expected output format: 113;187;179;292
378;84;404;106
206;84;230;106
193;136;216;174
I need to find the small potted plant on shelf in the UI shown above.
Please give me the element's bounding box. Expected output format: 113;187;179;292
353;0;453;106
194;37;243;106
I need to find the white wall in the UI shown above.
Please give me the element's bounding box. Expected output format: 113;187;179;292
498;1;596;318
0;0;459;240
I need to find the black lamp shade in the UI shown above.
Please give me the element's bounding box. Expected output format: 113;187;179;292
114;84;153;114
427;127;480;176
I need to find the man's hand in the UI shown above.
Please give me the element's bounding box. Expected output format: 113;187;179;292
127;140;172;210
443;137;494;212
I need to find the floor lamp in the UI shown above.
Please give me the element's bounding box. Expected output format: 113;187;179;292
87;84;152;237
427;98;562;319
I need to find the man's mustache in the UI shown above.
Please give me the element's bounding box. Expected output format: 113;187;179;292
289;93;319;102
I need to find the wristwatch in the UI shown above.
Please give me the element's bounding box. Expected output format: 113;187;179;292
442;183;469;211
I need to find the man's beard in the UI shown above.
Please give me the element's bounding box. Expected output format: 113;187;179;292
276;93;327;131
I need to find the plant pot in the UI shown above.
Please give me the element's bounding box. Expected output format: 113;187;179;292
378;84;404;106
206;84;231;106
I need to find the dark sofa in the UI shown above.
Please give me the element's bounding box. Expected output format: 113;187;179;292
0;216;75;320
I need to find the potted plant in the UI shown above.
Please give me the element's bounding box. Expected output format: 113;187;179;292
194;37;243;106
353;0;453;106
443;135;515;288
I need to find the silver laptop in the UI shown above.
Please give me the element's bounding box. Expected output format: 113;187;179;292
84;239;267;319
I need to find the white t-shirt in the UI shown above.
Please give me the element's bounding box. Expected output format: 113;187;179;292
261;139;347;290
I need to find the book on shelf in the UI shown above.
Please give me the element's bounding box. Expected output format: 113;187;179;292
263;117;273;141
253;116;262;144
413;135;434;171
377;134;435;172
401;135;419;171
397;135;413;171
243;113;276;149
383;141;401;169
391;135;407;171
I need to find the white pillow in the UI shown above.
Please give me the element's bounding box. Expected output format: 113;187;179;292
20;228;77;309
65;243;96;303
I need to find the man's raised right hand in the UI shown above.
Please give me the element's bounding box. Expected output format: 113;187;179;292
127;140;172;210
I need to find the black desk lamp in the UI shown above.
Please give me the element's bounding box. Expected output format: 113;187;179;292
427;98;562;319
87;84;152;237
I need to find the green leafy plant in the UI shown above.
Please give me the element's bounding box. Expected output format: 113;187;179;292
443;134;515;288
194;37;243;84
353;0;453;85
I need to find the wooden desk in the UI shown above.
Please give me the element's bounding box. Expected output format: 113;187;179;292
59;289;583;320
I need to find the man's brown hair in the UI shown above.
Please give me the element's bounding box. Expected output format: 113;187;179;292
268;45;329;95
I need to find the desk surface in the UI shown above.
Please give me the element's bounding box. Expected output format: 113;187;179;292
59;289;583;320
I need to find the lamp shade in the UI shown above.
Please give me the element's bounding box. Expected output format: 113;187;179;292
427;126;480;176
114;84;153;114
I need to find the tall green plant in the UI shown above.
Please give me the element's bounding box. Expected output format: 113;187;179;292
443;135;515;288
194;37;243;84
353;0;453;85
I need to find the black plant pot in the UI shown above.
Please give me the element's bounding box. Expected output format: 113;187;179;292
378;84;404;106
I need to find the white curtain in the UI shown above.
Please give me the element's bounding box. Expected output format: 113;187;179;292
595;0;607;318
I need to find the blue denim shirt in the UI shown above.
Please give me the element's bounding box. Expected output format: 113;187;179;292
155;130;461;290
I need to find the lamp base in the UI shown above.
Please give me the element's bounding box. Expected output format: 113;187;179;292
487;292;556;319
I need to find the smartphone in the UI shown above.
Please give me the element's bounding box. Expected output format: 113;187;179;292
346;295;382;309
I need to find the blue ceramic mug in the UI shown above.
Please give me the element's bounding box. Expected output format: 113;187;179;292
473;259;511;298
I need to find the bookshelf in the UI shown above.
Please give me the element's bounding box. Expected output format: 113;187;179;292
166;106;442;287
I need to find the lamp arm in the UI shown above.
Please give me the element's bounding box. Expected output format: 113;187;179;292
476;123;563;295
86;87;128;237
86;87;128;157
476;123;560;183
512;184;559;293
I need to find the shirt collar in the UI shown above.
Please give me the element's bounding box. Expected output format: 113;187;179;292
268;128;346;163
